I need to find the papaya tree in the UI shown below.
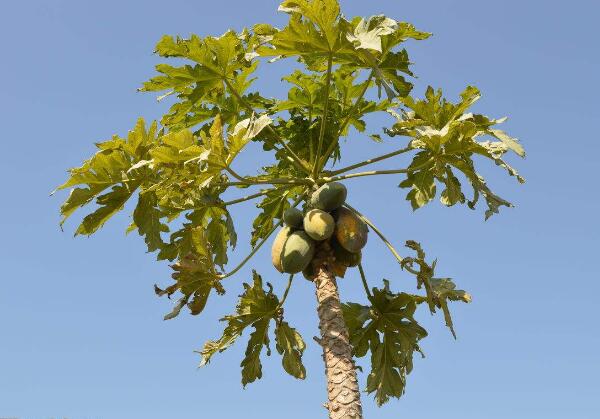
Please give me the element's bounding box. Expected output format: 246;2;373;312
55;1;525;418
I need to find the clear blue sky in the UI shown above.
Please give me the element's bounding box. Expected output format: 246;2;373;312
1;1;598;418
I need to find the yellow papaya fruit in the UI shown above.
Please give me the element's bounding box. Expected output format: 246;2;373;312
271;226;292;272
303;209;335;241
334;207;368;253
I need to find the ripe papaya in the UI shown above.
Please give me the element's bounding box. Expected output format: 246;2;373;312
303;209;335;241
332;238;362;267
334;207;368;253
271;226;292;273
309;182;347;211
280;231;315;274
283;207;303;229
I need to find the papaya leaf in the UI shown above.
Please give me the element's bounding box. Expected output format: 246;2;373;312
141;31;262;130
428;278;472;339
198;271;306;385
347;15;397;53
387;85;525;218
342;281;427;406
185;205;237;268
401;240;472;338
132;191;169;253
275;321;307;380
154;227;224;320
251;186;303;246
56;118;158;227
74;183;140;236
241;317;272;386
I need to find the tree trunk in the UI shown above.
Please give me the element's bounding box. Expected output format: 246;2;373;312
312;248;363;419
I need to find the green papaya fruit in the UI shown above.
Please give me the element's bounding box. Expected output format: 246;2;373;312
303;209;335;241
280;231;315;274
271;226;292;272
283;207;304;229
332;238;362;267
309;182;347;211
302;263;316;281
334;207;368;253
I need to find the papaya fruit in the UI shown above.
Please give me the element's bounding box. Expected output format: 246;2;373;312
271;226;292;272
303;258;346;280
280;231;315;274
302;263;316;281
309;182;347;211
332;238;362;267
283;207;303;229
334;207;368;253
303;209;335;241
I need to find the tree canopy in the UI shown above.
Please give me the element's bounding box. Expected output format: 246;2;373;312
56;0;524;407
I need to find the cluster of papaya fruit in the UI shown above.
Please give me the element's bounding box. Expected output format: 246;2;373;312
271;182;368;279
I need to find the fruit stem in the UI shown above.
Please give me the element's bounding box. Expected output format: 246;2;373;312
344;204;419;275
278;274;294;309
358;263;374;301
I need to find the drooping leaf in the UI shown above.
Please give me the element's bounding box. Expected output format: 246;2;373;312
275;321;307;379
154;227;224;320
198;271;306;385
400;240;471;337
342;281;427;406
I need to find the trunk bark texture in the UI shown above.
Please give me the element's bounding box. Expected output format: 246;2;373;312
312;244;363;419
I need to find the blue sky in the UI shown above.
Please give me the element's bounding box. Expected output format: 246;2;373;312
1;1;599;418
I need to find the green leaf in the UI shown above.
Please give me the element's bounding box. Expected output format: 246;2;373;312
75;183;139;236
154;228;224;320
185;204;237;267
227;114;273;164
346;15;397;53
400;169;436;210
132;192;169;253
400;240;471;337
141;30;262;131
488;128;526;157
198;271;306;385
150;129;202;165
56;118;162;232
275;321;306;379
439;168;465;207
343;282;427;406
251;186;301;246
278;0;341;50
387;86;525;218
241;316;272;386
429;278;472;338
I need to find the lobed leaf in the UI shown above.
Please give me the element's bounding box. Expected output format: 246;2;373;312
342;282;427;405
198;271;306;385
387;86;525;218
